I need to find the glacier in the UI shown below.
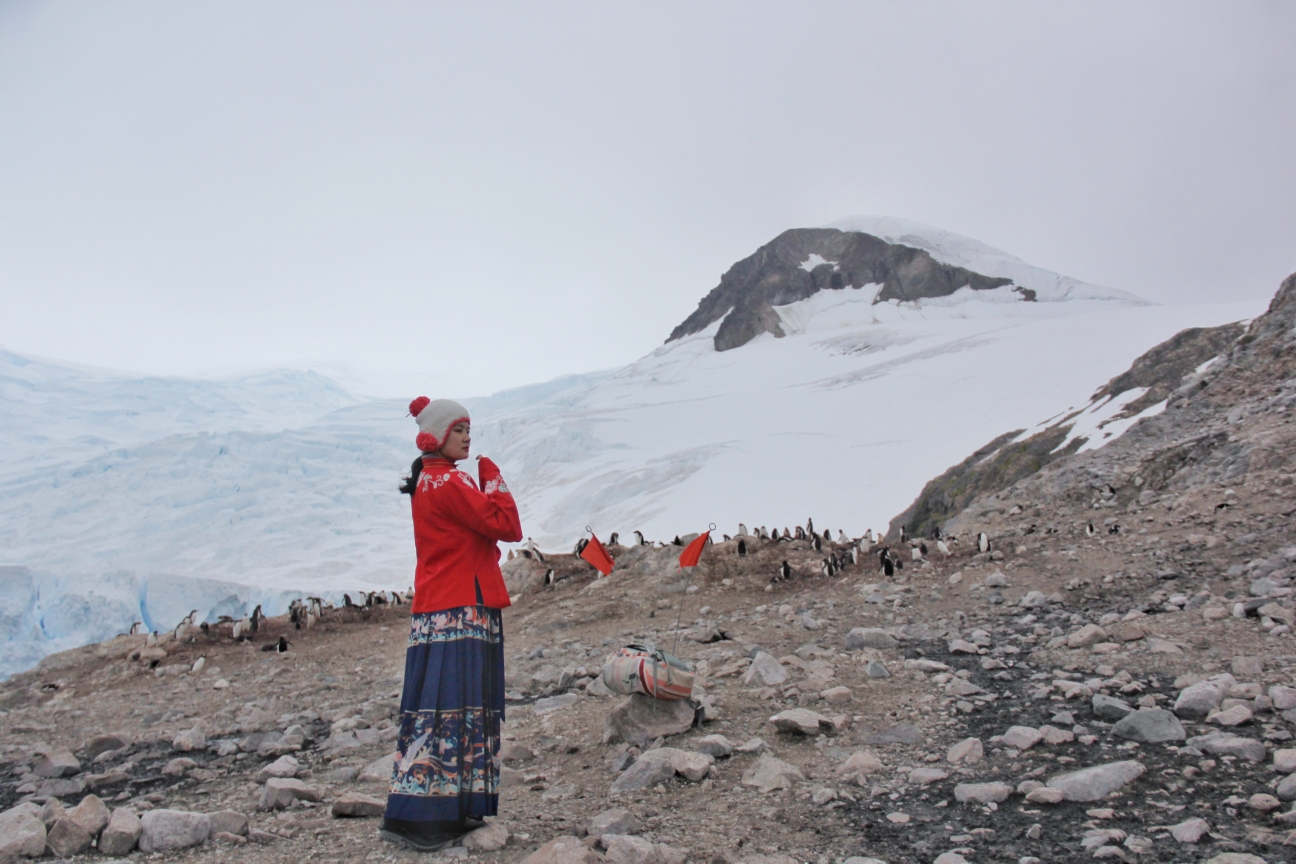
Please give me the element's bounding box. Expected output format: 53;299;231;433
0;220;1267;678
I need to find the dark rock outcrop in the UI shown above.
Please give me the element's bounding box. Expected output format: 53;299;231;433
669;228;1017;352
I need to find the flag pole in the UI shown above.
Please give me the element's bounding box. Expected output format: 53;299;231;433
670;523;714;658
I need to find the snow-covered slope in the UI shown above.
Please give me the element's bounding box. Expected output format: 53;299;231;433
0;221;1266;677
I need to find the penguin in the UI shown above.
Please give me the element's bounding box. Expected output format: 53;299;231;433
864;529;874;544
146;630;158;647
290;603;303;630
759;526;769;540
129;621;143;636
306;608;317;629
1085;523;1096;537
936;539;950;556
776;561;792;583
879;549;895;578
544;568;556;587
199;621;209;636
813;534;823;552
250;605;263;632
526;538;546;562
507;549;515;561
609;532;619;546
899;525;908;543
838;530;849;544
806;517;814;534
1108;523;1121;535
782;527;792;541
794;526;806;541
850;546;859;565
911;545;922;561
738;523;748;536
344;594;355;609
737;538;747;557
232;618;245;640
770;528;780;541
977;532;990;553
919;541;928;556
633;530;646;546
932;526;943;540
262;636;290;653
574;538;588;555
191;656;206;674
821;559;832;578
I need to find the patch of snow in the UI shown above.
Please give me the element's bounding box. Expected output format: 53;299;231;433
799;253;839;272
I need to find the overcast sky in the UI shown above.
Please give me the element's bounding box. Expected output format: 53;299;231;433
1;1;1293;398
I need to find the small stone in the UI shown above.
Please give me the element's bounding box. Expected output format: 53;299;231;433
1194;733;1267;762
1202;856;1268;864
462;820;509;852
839;750;885;784
812;787;837;805
162;757;197;776
1146;638;1183;654
519;835;602;864
741;753;805;793
846;628;898;650
1110;709;1186;743
358;753;395;783
67;793;111;837
1025;787;1065;804
736;738;767;754
330;793;385;818
744;652;790;686
933;852;968;863
1045;761;1145;801
98;807;142;855
258;778;323;810
1207;705;1253;726
1067;624;1107;648
770;708;832;735
1270;686;1296;711
1123;836;1153;854
908;768;948;785
84;735;128;759
953;781;1012;804
1248;793;1281;812
947;738;983;764
693;735;734;758
256;754;300;782
138;809;211;852
1175;681;1225;719
610;755;675;794
534;693;581;715
1274;749;1296;773
1039;725;1074;745
1170;817;1210;843
948;639;979;654
1092;695;1133;721
603;695;696;747
864;660;891;679
1001;726;1044;751
886;812;909;823
821;685;853;704
172;726;207;752
33;748;81;778
587;808;642;837
207;810;248;836
1231;656;1264;677
500;740;535;763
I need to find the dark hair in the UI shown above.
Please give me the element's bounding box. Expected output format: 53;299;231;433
399;457;423;496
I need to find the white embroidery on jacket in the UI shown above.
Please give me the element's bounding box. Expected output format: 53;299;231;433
484;478;509;495
455;471;477;490
417;471;452;492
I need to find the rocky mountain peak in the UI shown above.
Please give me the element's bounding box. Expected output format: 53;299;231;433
667;227;1023;352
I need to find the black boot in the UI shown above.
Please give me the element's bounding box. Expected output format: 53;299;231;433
379;817;464;852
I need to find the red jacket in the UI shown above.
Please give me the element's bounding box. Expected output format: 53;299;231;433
411;456;522;613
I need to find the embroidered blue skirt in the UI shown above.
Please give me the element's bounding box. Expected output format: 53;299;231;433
384;605;505;823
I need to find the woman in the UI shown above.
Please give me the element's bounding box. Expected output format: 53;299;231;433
381;397;522;851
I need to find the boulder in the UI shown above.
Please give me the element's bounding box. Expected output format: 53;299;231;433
845;628;898;650
1110;709;1185;743
138;809;211;853
67;793;110;837
588;808;642;837
45;817;92;857
603;695;696;747
330;793;385;818
1046;761;1145;801
520;835;602;864
1091;695;1133;721
741;753;805;793
1175;681;1225;719
462;820;509;852
98;807;142;855
743;652;789;686
0;805;47;859
953;782;1012;804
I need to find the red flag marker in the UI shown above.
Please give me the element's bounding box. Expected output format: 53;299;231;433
679;531;711;569
580;533;615;576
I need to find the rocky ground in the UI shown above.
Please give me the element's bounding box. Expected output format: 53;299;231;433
3;274;1296;864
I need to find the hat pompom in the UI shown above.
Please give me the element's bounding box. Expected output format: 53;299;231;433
408;396;431;417
415;431;438;452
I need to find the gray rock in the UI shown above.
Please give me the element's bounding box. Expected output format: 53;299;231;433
1175;681;1225;719
462;820;509;852
358;753;395;783
845;628;898;650
693;735;733;758
735;738;767;754
172;726;207;752
1046;761;1145;801
330;793;385;817
258;778;323;810
1092;695;1133;721
256;754;300;782
953;782;1012;804
67;793;110;837
519;835;601;864
35;777;85;798
1001;726;1043;751
0;805;47;859
33;748;81;778
1170;817;1210;843
1202;856;1268;864
907;768;948;785
741;753;805;793
742;652;789;686
84;735;128;760
207;810;248;836
1270;685;1296;711
500;741;536;763
946;738;983;764
98;807;141;855
38;798;65;828
770;708;832;735
603;695;696;747
1191;733;1267;762
587;808;643;837
138;809;211;852
864;660;891;679
1276;773;1296;801
1110;709;1185;743
610;755;675;794
534;693;581;715
45;817;92;857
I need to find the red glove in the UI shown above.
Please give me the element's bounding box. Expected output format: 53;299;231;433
477;455;503;490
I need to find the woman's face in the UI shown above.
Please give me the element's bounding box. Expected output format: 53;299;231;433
441;422;471;462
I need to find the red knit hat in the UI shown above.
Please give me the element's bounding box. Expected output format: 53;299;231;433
408;397;470;453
